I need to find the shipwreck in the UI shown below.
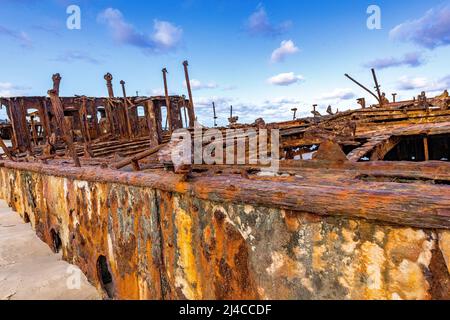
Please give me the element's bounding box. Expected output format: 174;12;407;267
0;63;449;300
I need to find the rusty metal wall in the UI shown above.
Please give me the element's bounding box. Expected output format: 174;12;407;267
0;167;449;300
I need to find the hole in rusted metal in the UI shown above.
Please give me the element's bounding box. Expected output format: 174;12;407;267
23;212;30;224
97;255;114;299
382;134;450;162
50;228;62;253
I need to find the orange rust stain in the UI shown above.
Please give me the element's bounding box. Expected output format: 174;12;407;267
175;208;203;299
283;210;300;232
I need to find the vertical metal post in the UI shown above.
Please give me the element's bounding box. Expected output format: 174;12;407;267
423;136;429;161
392;93;397;103
162;68;172;131
371;68;383;107
291;108;297;120
79;96;91;144
120;80;133;138
103;73;116;135
30;115;38;146
52;73;62;96
183;60;195;127
212;102;217;127
104;73;114;98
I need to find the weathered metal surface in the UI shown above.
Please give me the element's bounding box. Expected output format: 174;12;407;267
0;69;449;300
0;163;449;300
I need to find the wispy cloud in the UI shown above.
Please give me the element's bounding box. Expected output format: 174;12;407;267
263;97;302;105
396;76;429;91
245;3;292;37
222;85;237;91
195;96;233;107
267;72;304;86
32;23;62;37
396;75;450;91
0;82;31;97
319;88;356;101
0;25;32;48
184;79;218;90
390;4;450;49
195;95;347;126
364;52;426;70
52;50;101;64
97;8;183;54
150;88;164;96
270;40;299;63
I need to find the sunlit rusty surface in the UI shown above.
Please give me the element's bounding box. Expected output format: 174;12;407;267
0;71;449;300
0;161;449;300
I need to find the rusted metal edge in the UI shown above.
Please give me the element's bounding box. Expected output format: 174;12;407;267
1;160;449;230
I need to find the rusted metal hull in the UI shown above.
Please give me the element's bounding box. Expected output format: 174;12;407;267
1;162;449;300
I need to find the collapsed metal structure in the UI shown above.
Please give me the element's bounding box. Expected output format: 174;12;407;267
0;64;195;163
0;65;449;300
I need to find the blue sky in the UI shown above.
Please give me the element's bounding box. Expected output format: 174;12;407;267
0;0;450;126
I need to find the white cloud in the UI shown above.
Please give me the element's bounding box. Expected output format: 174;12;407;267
0;25;32;48
389;4;450;49
150;88;164;96
184;79;218;90
267;72;304;86
152;20;183;49
270;40;300;63
319;88;356;100
195;96;306;126
396;76;430;90
98;8;183;54
0;82;31;97
395;75;450;92
222;85;237;91
52;50;101;64
245;4;292;37
194;94;362;127
264;97;302;105
363;52;426;70
195;96;233;107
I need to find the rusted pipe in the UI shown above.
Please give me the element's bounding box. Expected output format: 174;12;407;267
371;68;383;107
111;143;167;170
212;102;217;127
162;68;172;131
183;60;195;126
120;80;133;138
291;108;297;120
52;73;62;96
104;73;114;98
345;73;380;102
